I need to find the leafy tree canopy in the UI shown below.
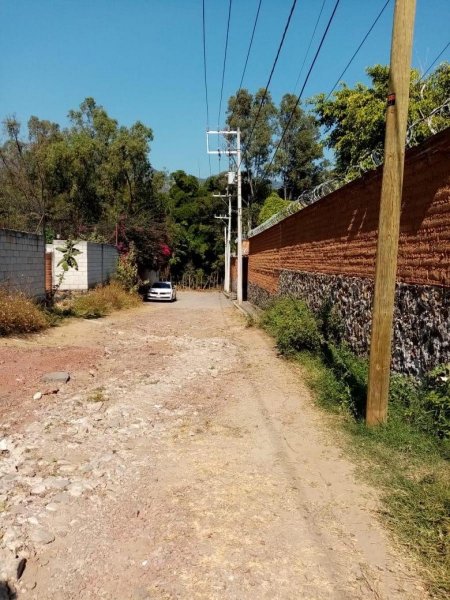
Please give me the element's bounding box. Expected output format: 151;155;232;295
258;192;291;225
273;94;324;199
313;63;450;176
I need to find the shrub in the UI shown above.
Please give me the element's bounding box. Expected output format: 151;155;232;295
261;297;321;354
113;244;139;292
71;282;140;319
318;298;344;343
0;289;48;335
258;192;291;225
322;343;369;417
390;365;450;441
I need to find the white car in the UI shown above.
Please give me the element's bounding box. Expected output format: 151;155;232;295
147;281;177;302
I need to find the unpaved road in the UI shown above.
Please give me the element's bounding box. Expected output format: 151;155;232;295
0;292;426;599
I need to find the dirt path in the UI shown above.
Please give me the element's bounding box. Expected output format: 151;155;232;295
0;292;426;599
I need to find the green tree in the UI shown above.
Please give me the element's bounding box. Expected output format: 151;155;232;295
226;88;277;228
313;63;450;176
0;98;168;270
165;170;224;279
273;94;324;199
258;192;290;225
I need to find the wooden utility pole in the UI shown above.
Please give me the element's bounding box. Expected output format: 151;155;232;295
366;0;416;426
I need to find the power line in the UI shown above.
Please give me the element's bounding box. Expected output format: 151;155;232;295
202;0;210;128
238;0;263;92
218;0;233;129
326;0;391;100
293;0;327;92
265;0;342;177
202;0;212;176
419;40;450;81
243;0;298;158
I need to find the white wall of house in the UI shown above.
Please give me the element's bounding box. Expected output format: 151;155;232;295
0;229;45;297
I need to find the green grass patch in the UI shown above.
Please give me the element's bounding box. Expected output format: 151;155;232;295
260;297;450;598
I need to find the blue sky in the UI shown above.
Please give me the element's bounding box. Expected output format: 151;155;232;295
1;0;448;178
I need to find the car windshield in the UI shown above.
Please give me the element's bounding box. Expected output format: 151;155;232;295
151;282;171;289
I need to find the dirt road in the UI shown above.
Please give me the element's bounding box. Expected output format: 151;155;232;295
0;292;426;599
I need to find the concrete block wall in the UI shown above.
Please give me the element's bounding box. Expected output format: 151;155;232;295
50;241;88;290
50;241;118;290
0;229;45;298
87;243;118;288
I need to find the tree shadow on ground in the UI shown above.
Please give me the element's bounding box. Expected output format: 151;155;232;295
0;582;17;600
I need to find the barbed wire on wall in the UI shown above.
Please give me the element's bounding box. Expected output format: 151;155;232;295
248;98;450;238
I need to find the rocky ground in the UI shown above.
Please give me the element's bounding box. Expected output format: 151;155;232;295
0;292;427;599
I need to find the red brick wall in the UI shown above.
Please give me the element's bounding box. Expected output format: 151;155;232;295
249;128;450;292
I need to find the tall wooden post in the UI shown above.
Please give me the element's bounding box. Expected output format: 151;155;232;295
366;0;416;426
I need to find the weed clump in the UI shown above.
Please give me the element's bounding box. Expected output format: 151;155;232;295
0;289;48;335
261;297;321;354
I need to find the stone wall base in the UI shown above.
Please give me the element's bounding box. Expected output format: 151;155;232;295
248;271;449;376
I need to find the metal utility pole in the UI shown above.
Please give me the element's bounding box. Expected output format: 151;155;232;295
213;191;232;293
236;128;243;305
214;213;230;292
207;128;243;303
366;0;416;426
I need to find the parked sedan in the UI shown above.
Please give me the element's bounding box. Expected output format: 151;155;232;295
146;281;177;302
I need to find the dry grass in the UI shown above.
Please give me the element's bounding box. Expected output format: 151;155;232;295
71;282;141;319
0;288;48;335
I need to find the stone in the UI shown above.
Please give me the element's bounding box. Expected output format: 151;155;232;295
29;527;55;545
30;484;46;495
45;503;59;512
41;371;70;384
46;478;70;490
33;392;43;401
67;482;85;497
52;493;71;504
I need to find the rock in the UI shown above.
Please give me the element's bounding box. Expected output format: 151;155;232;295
45;503;59;512
41;372;70;384
30;484;46;495
33;392;43;401
67;482;85;497
42;387;60;396
2;527;21;553
0;549;21;581
49;478;70;490
29;527;55;545
52;493;71;504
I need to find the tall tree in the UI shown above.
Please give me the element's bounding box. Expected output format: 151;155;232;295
165;170;224;279
272;94;324;199
313;63;450;176
226;88;276;229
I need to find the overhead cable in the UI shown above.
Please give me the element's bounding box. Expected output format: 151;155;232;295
202;0;212;176
326;0;391;100
293;0;327;92
238;0;263;92
202;0;210;128
265;0;342;176
419;40;450;81
243;0;298;158
218;0;233;129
